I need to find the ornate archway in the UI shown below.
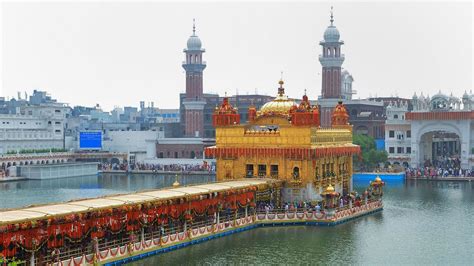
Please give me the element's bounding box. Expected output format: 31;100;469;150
411;121;466;168
419;131;461;168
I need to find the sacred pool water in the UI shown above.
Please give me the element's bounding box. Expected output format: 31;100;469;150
1;174;472;264
134;178;472;265
0;173;214;209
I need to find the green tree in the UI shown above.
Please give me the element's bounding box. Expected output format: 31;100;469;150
353;134;388;171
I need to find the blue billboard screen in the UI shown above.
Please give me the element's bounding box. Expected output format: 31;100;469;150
375;139;385;151
79;131;102;149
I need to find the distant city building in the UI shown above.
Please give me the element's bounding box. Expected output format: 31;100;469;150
90;108;113;123
28;90;58;105
369;96;413;110
156;138;211;159
103;130;164;162
0;99;70;154
384;100;411;166
345;99;385;139
341;70;354;100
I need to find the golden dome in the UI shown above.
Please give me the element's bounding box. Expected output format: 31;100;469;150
321;184;338;197
326;184;335;192
260;97;296;116
331;100;349;126
259;79;296;116
370;176;384;187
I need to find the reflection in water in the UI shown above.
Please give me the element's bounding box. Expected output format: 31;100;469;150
0;173;215;209
130;179;474;265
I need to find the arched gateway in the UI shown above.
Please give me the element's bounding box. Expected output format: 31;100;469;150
407;91;473;169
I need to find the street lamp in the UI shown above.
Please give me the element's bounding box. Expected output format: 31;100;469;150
126;138;130;172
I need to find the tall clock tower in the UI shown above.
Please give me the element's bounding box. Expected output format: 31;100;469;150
319;8;345;127
182;21;207;137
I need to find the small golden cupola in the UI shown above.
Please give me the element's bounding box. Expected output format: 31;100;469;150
290;90;320;127
331;100;349;126
258;80;296;117
212;95;240;126
247;101;257;123
298;92;311;111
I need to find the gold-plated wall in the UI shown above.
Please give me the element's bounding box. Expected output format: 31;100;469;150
216;154;352;194
213;119;356;198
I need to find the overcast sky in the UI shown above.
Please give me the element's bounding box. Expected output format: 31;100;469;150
1;1;472;111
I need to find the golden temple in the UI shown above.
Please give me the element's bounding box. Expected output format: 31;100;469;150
205;80;360;202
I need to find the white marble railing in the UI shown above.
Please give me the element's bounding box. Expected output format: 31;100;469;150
59;216;256;266
256;200;383;222
57;200;383;266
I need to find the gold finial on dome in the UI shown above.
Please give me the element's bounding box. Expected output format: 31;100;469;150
257;75;297;117
330;6;334;26
278;78;285;96
278;71;285;95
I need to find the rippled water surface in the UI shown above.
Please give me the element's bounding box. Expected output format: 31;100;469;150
129;180;474;265
1;175;473;264
0;173;214;209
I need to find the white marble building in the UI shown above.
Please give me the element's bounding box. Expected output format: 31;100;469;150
385;91;474;169
385;100;411;167
0;104;70;154
102;130;164;162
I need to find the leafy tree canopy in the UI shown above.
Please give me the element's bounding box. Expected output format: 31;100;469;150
353;134;387;171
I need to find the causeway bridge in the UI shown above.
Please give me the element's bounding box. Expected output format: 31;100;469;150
0;178;383;265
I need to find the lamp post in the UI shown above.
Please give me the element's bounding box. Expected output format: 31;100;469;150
126;138;130;172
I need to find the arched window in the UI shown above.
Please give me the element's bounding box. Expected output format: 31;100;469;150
293;167;300;180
